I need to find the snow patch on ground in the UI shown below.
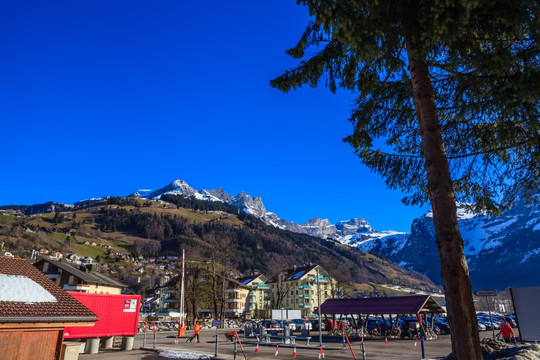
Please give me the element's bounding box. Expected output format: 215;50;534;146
158;350;211;359
380;284;444;298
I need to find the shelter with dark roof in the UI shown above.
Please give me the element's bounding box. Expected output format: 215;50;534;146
0;256;97;360
319;295;445;333
34;258;126;295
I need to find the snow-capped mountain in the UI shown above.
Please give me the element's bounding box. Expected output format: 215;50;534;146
380;200;540;290
132;179;540;290
131;179;404;245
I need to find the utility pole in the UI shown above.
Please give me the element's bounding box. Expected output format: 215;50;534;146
317;267;323;347
178;249;185;336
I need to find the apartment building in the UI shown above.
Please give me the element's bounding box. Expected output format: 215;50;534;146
238;274;270;318
267;264;336;318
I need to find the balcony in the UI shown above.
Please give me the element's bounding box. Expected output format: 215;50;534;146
298;285;311;289
256;284;270;289
224;309;243;314
299;303;313;307
225;298;243;303
299;294;312;298
44;273;60;279
224;289;241;293
63;284;90;291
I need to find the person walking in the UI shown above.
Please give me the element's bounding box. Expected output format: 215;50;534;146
192;321;201;343
186;321;201;343
497;318;515;344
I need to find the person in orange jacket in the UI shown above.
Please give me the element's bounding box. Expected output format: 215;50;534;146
187;321;201;343
497;318;515;343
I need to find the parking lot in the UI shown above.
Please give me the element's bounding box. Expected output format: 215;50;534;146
79;328;507;360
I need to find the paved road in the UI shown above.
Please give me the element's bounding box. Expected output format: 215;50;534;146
79;328;470;360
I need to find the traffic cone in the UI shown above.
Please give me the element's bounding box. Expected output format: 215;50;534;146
275;345;279;357
293;346;297;358
195;339;199;345
255;342;259;353
175;336;178;344
318;347;325;359
385;337;388;345
415;338;418;346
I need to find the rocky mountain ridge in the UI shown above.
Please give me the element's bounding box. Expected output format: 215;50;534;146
133;179;540;290
132;179;404;243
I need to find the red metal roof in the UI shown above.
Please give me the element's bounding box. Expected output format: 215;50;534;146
0;257;97;323
320;295;445;315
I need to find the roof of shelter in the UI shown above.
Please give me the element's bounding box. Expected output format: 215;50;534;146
0;257;97;323
319;295;445;315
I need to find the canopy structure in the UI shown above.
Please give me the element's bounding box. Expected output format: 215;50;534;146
319;295;445;315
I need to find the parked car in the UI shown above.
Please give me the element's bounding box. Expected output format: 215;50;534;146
400;319;421;339
310;319;326;331
291;319;312;331
431;318;450;335
257;320;278;328
278;320;295;331
478;316;499;329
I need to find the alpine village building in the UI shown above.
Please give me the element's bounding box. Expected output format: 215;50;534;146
157;264;337;319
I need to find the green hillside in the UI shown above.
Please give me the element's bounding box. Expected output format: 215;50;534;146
0;196;437;292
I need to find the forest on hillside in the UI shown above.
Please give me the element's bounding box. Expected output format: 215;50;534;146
0;195;435;288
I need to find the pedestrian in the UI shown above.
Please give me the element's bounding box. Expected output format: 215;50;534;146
497;318;515;344
193;321;201;343
186;321;201;343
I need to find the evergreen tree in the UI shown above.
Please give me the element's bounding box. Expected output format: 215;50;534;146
271;1;539;358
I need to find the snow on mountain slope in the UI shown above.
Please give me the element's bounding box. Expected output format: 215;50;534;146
130;180;404;249
389;199;540;289
130;179;539;290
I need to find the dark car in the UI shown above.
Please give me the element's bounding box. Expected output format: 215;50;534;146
400;319;420;339
257;320;278;328
433;318;450;335
310;319;326;331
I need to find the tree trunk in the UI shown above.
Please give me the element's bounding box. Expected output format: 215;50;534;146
401;2;482;359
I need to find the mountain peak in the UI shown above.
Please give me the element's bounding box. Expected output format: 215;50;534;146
172;179;190;188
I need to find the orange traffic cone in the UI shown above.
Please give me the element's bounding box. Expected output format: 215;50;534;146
385;337;388;345
275;345;279;357
175;336;178;344
318;347;325;359
255;342;259;353
293;346;297;358
415;338;418;346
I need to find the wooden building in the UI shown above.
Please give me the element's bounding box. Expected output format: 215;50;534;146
0;256;97;360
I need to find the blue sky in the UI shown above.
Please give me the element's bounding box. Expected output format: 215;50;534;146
0;0;428;232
